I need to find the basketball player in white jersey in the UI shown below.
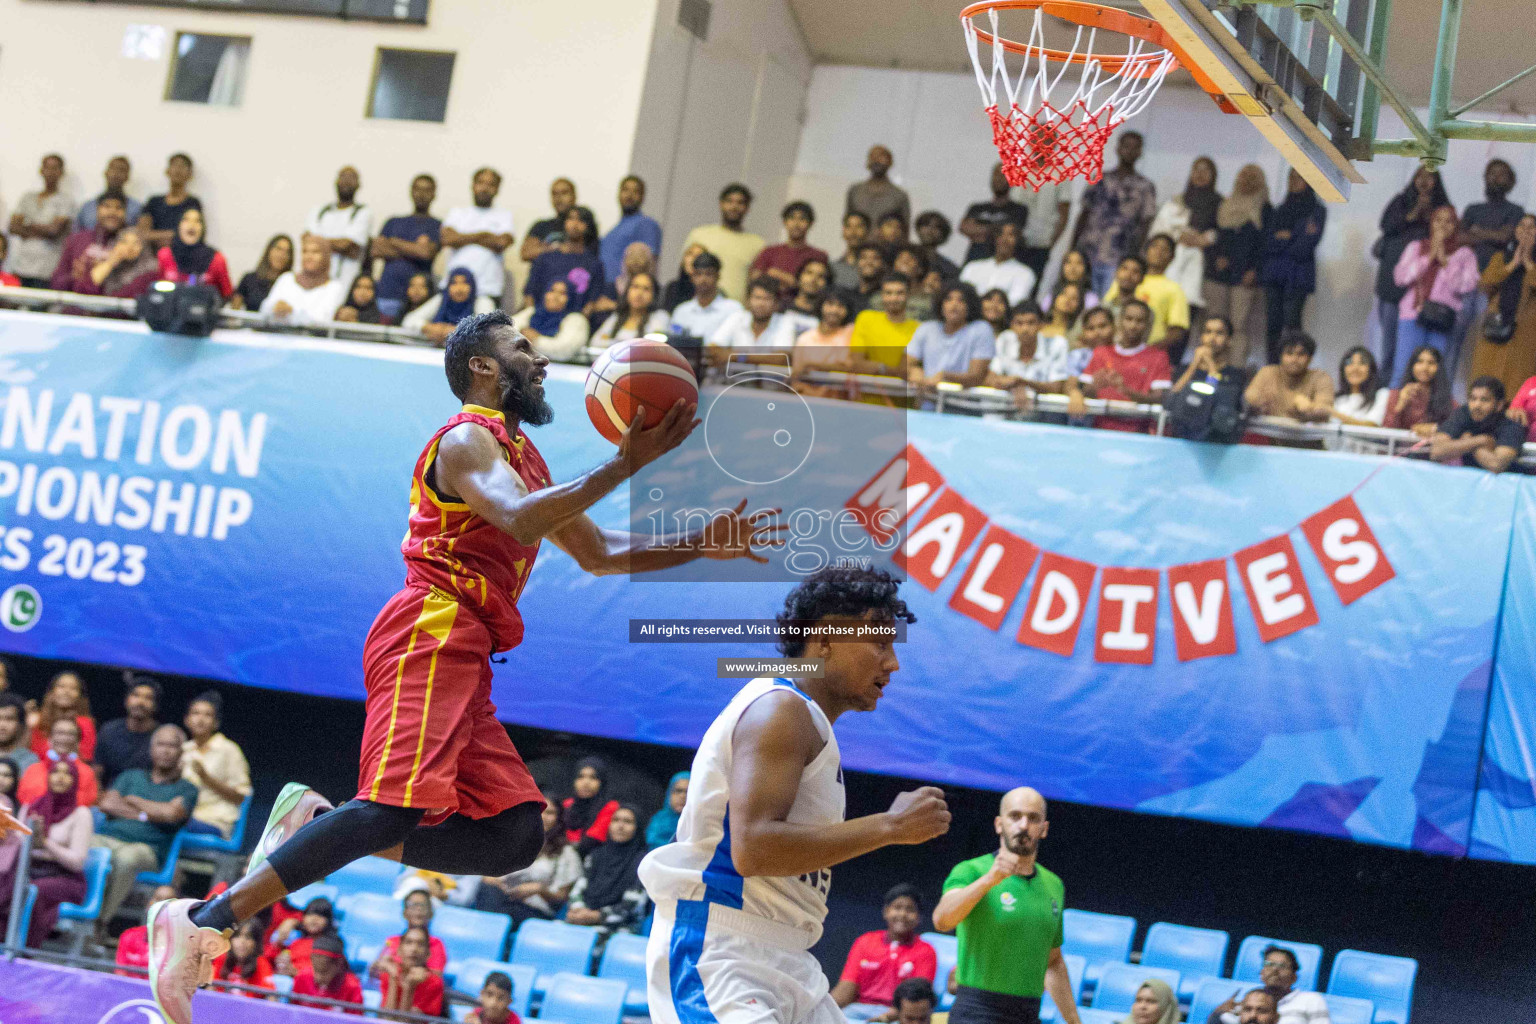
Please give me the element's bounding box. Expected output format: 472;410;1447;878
641;567;952;1024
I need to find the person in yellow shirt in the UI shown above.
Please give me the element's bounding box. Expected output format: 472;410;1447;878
849;272;919;375
680;183;766;301
1103;234;1190;354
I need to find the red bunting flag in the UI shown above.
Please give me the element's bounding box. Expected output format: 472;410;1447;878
949;524;1039;631
1167;558;1238;661
894;488;989;592
1300;496;1396;606
844;445;944;545
1017;552;1099;657
1234;534;1319;643
1094;567;1160;664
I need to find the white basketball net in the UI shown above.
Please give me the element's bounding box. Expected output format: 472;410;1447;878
962;4;1177;188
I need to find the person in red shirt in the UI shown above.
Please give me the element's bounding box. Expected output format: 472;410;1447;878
213;920;275;997
116;885;179;976
562;757;619;854
266;896;337;977
750;201;830;302
466;970;521;1024
381;925;444;1015
1066;299;1172;433
17;720;99;807
155;208;234;299
371;890;448;981
292;933;363;1014
1508;374;1536;443
832;883;938;1016
27;670;96;762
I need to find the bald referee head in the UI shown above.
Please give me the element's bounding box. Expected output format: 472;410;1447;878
996;786;1049;861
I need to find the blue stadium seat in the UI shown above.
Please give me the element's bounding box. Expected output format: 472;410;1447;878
1061;910;1136;987
178;794;253;856
326;855;405;898
1325;993;1377;1024
1328;950;1418;1024
336;892;402;972
1141;923;1230;1000
598;931;651;1015
1187;977;1247;1024
450;959;538;1018
1038;953;1086;1022
1090;963;1182;1013
57;846;112;955
1078;1010;1126;1024
539;972;628;1024
135;829;187;888
509;919;599;995
1232;936;1324;991
436;904;512;967
921;932;958;1010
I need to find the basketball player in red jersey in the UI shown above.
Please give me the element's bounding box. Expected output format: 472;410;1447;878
146;310;781;1024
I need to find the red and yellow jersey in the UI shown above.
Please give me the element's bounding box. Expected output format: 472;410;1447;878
402;404;553;652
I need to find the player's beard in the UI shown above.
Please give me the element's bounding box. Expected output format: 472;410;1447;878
498;359;554;427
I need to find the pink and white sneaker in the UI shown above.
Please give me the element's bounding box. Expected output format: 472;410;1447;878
146;898;230;1024
244;782;333;878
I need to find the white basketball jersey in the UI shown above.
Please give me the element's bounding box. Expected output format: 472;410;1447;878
639;677;846;945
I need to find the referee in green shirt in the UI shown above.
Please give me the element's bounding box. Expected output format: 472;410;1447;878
933;787;1080;1024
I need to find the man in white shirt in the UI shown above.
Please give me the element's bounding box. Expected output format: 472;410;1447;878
441;167;516;303
1214;948;1330;1024
959;222;1036;306
710;277;803;362
988;300;1070;392
671;252;743;341
306;166;373;285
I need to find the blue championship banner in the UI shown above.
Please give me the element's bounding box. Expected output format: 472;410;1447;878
2;311;1533;861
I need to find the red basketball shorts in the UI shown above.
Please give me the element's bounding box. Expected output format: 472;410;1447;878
356;586;542;822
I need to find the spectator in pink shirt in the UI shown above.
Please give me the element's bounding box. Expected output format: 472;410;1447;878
1390;204;1479;384
1507;374;1536;443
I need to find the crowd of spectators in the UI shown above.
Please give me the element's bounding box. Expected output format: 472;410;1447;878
4;145;1534;469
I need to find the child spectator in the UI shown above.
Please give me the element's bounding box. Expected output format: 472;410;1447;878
334;274;385;325
562;758;620;855
1332;346;1389;426
231;234;293;312
1431;376;1526;473
513;279;591;363
565;806;649;934
1243;330;1335;422
646;772;690;848
831;883;938;1016
181;690;251;838
478;794;583;926
409;268;496;344
215;920;275;997
889;977;937;1024
381;925;445;1015
18;718;99;807
372;889;448;980
292;933;363;1013
155;208;233;299
467;970;521;1024
115;884;179;976
28;670;95;762
1383;345;1453;437
267;896;338;977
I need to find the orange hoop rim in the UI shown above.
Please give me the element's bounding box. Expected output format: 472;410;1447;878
959;0;1217;89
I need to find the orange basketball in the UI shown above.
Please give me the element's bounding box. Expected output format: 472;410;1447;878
584;339;700;445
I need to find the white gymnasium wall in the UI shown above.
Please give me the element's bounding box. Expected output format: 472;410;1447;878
630;0;814;273
0;0;662;283
787;64;1536;367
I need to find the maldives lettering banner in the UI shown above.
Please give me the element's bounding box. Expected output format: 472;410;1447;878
1;311;1533;861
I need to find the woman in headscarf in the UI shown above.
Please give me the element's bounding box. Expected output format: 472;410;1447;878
232;234;293;312
1149;156;1221;321
1465;212;1536;397
646;772;690;848
156;207;233;299
335;273;386;325
511;278;591;362
1204;164;1271;366
405;267;496;344
1119;979;1179;1024
259;234;348;326
1259;170;1327;363
564;806;650;934
28;670;95;762
477;793;584;925
0;759;92;946
562;757;620;855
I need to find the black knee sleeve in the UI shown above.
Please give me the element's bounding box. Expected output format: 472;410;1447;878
400;799;545;877
266;799;424;892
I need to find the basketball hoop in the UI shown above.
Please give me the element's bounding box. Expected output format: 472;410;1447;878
961;0;1187;189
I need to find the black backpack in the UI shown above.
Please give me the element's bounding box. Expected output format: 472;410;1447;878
1165;368;1248;443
